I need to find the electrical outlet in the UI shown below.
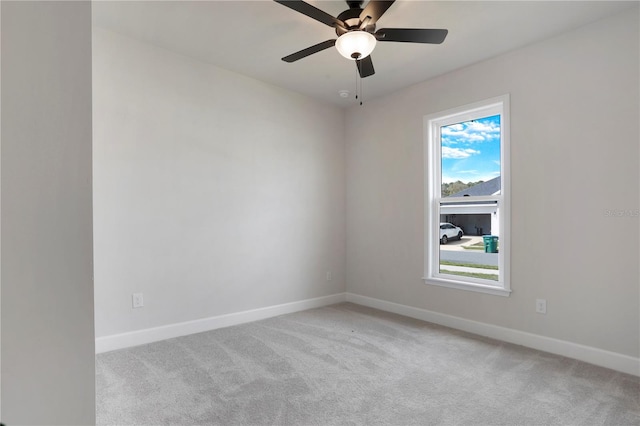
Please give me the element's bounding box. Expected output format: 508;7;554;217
326;271;332;281
132;292;144;308
536;298;547;314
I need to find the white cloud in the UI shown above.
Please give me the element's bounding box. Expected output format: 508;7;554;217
442;146;480;159
467;120;499;133
441;119;500;145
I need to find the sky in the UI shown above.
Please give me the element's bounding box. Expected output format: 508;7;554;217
441;114;501;184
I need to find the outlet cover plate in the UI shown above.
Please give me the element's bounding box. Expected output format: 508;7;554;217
132;292;144;308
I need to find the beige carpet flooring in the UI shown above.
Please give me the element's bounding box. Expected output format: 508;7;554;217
96;303;639;425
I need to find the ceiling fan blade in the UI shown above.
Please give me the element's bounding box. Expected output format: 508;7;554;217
274;0;345;29
375;28;448;44
359;1;395;25
356;55;375;78
282;39;337;63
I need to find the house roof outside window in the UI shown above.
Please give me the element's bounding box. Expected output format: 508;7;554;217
449;176;501;197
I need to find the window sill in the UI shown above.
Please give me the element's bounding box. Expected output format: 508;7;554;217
423;276;511;297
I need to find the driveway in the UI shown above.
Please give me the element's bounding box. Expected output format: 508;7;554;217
439;235;498;267
440;235;484;251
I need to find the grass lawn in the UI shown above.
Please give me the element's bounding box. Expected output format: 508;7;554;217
439;269;499;281
439;260;499;281
440;260;498;270
444;271;498;281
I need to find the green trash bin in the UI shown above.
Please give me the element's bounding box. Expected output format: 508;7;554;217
483;235;499;253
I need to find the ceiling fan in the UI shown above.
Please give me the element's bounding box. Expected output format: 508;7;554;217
274;0;448;78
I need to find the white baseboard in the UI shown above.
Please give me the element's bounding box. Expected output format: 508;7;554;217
95;293;347;353
96;291;639;377
346;293;640;377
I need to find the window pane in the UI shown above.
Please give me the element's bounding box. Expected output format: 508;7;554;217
425;95;509;295
438;211;500;283
441;115;501;198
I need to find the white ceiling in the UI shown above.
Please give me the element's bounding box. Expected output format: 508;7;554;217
93;1;635;106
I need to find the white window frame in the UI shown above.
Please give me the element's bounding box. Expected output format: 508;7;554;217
424;95;511;297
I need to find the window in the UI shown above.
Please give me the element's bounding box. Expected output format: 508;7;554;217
424;95;510;296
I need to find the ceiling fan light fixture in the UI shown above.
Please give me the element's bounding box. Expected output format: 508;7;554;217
335;31;377;60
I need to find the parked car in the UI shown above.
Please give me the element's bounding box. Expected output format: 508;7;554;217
440;222;463;244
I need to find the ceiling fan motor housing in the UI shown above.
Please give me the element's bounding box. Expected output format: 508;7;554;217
336;7;375;35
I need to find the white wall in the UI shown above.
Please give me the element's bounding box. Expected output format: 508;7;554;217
346;10;639;358
1;2;95;424
93;28;345;338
